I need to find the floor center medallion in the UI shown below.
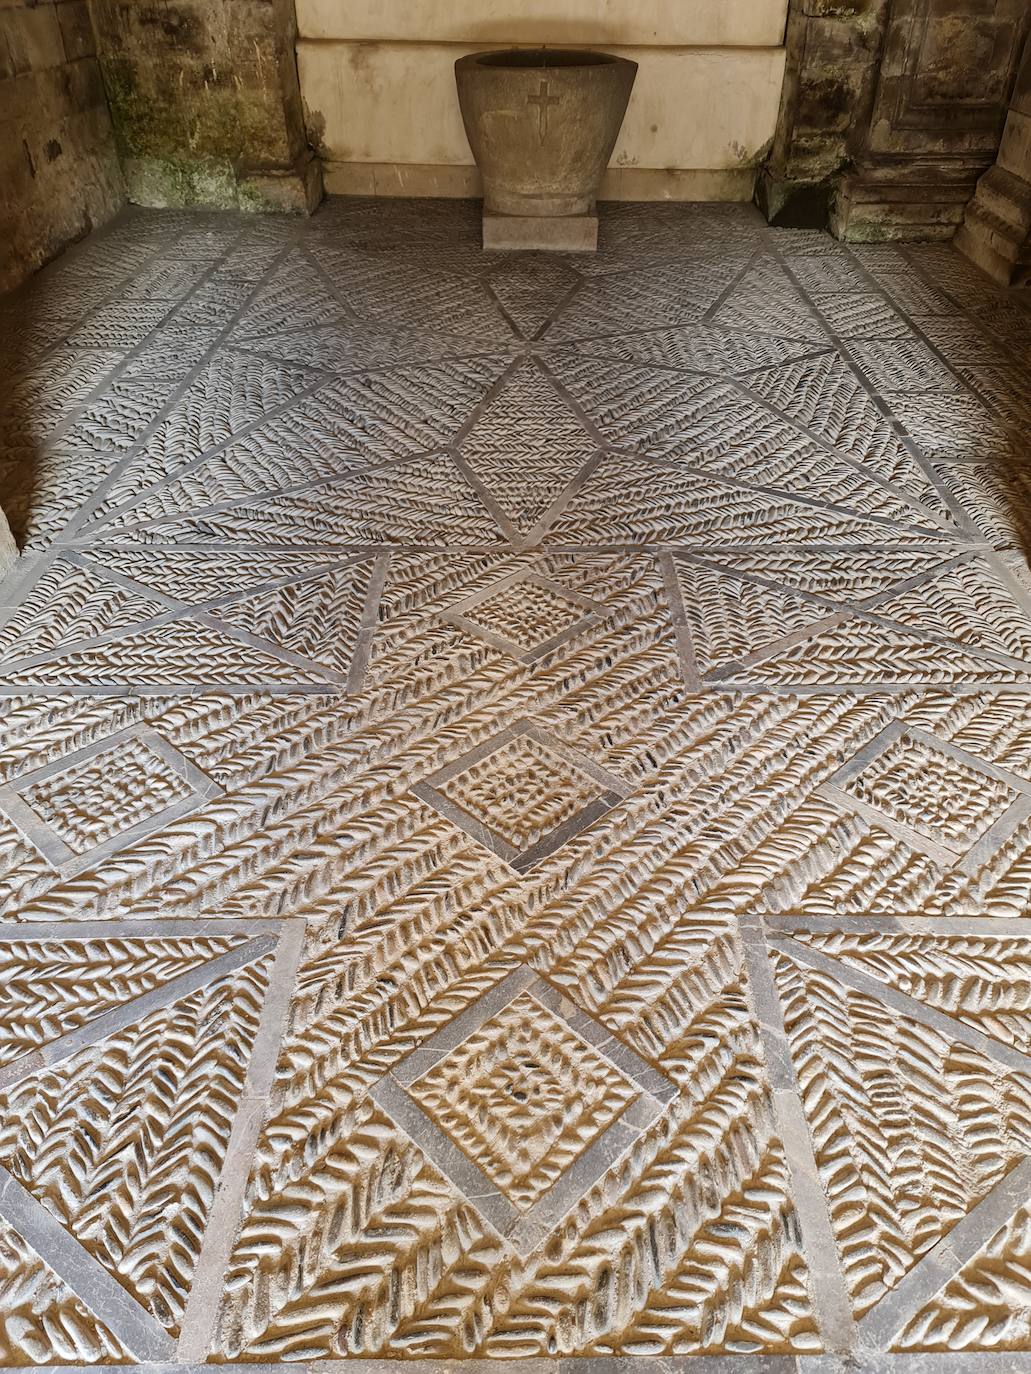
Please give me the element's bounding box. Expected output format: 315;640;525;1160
372;965;675;1253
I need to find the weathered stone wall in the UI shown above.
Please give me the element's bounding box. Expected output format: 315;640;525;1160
956;30;1031;282
761;0;1031;241
0;0;125;292
89;0;321;210
758;0;890;227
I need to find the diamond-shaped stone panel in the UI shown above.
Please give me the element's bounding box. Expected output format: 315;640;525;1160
409;990;638;1210
20;736;194;855
460;576;593;656
438;734;604;853
459;359;599;534
843;730;1019;853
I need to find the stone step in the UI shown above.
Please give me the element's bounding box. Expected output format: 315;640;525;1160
955;202;1031;285
975;165;1031;234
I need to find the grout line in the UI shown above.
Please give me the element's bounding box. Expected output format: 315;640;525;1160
175;919;307;1361
738;913;856;1355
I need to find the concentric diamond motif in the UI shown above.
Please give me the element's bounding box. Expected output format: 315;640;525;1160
409;990;638;1210
822;722;1031;867
375;964;674;1257
439;736;602;852
845;732;1016;851
416;722;631;870
2;725;218;876
20;736;193;855
443;570;601;662
465;579;591;654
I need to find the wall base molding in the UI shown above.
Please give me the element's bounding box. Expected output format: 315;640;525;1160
321;161;756;203
125;150;322;214
831;167;983;244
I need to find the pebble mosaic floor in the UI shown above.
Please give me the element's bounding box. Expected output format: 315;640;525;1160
0;198;1030;1372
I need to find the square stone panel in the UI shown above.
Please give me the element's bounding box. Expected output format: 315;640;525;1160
443;570;602;663
19;736;194;856
0;725;220;877
821;721;1031;871
408;989;639;1210
413;720;632;872
374;964;674;1255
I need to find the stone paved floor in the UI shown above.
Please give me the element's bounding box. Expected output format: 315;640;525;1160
0;199;1030;1372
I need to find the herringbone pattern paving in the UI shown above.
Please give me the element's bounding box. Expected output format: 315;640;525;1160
0;199;1030;1371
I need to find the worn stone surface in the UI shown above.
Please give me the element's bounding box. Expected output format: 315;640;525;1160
758;0;891;228
89;0;321;212
0;198;1029;1366
0;0;125;293
761;0;1031;242
456;49;637;224
956;31;1031;284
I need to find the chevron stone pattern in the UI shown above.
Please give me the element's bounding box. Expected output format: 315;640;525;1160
0;198;1029;1372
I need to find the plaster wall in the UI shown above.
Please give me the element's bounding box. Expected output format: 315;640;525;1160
296;0;789;201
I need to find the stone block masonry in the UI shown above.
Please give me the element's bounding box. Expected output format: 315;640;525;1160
89;0;321;212
0;0;125;292
759;0;1031;242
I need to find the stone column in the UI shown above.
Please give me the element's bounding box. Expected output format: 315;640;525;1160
88;0;322;212
955;33;1031;284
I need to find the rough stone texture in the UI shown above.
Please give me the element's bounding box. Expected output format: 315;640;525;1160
0;0;125;293
758;0;890;228
0;198;1030;1365
455;50;637;224
88;0;321;211
956;31;1031;284
761;0;1031;241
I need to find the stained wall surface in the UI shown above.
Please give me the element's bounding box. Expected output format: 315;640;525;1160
295;0;789;200
88;0;321;212
0;0;124;293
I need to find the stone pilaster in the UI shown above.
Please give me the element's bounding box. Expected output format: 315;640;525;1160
88;0;322;213
761;0;1031;242
955;33;1031;283
756;0;890;229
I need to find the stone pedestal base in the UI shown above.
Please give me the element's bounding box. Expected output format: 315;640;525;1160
483;211;598;253
955;167;1031;287
831;168;978;243
125;149;323;215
